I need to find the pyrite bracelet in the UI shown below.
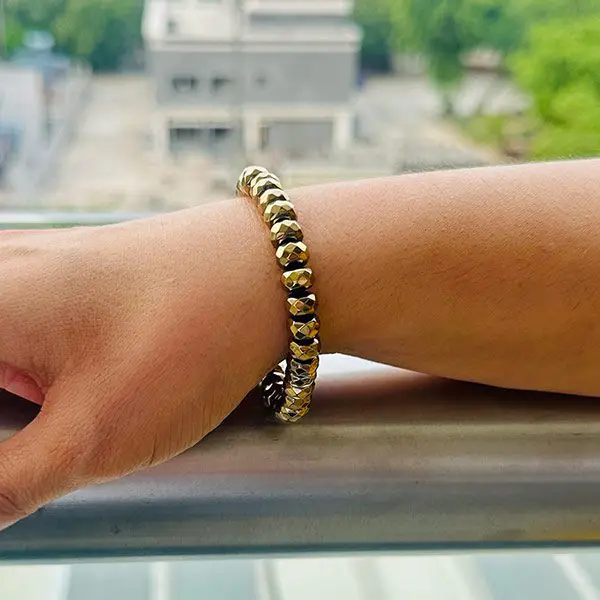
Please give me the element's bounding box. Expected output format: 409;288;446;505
236;166;320;423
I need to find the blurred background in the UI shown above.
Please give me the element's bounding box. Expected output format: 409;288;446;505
1;1;600;598
0;0;597;212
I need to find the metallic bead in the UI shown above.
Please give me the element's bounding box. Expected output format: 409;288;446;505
276;404;310;424
270;219;303;246
264;384;284;410
288;369;314;387
290;317;320;341
290;339;320;361
263;200;297;225
259;189;290;214
287;294;317;317
251;176;281;199
285;383;314;398
282;392;313;414
290;357;319;377
281;267;313;291
237;165;268;196
261;366;285;391
276;241;309;268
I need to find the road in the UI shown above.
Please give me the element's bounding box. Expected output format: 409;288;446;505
355;73;527;172
42;76;226;212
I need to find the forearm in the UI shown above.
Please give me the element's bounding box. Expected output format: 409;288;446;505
292;159;600;396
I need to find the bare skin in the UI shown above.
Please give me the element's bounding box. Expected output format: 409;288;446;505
0;158;598;529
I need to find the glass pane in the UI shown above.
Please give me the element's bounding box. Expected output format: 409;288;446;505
1;0;596;212
5;552;600;599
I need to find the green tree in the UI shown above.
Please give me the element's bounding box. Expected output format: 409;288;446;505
3;0;143;71
389;0;520;114
511;16;600;160
354;0;393;72
53;0;143;71
3;0;67;54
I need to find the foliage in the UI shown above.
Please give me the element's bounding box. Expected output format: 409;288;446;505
3;0;66;53
388;0;521;113
353;0;394;72
3;0;143;71
511;17;600;159
53;0;143;71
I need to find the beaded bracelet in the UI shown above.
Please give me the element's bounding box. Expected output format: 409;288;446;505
236;166;320;423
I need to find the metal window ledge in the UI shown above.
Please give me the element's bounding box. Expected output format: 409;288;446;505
1;357;600;561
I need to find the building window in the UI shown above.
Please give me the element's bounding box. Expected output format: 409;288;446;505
167;19;178;34
211;76;232;94
172;76;198;93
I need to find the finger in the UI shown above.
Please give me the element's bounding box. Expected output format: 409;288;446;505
0;408;80;530
0;364;44;405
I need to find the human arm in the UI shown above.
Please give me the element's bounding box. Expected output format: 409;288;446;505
0;158;598;529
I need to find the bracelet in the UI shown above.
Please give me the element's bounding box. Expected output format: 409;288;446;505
236;166;320;423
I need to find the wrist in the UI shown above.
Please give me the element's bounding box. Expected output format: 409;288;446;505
167;199;290;378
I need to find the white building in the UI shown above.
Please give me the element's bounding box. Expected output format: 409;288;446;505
143;0;362;160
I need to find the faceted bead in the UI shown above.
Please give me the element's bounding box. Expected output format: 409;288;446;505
276;241;309;268
284;396;313;414
281;267;313;291
288;369;315;387
282;390;313;413
290;339;320;360
259;188;290;214
290;316;320;341
264;384;284;410
285;383;314;398
260;366;285;409
237;166;268;196
251;176;281;199
261;366;284;391
263;200;297;225
287;294;317;317
276;404;310;424
270;219;303;246
290;357;319;377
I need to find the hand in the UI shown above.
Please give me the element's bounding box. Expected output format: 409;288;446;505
0;201;287;530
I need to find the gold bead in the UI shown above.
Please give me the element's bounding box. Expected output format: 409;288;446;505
283;392;313;414
251;176;281;198
264;200;297;225
290;317;320;341
276;241;309;268
285;382;314;397
288;369;315;387
290;339;320;360
276;404;310;423
287;294;316;317
281;267;313;291
237;165;268;196
290;357;319;377
284;396;313;414
270;219;303;245
259;189;290;214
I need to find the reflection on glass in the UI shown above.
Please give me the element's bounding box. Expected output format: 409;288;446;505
0;0;596;213
4;552;600;599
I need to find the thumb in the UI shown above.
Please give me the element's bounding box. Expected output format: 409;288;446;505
0;409;80;531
